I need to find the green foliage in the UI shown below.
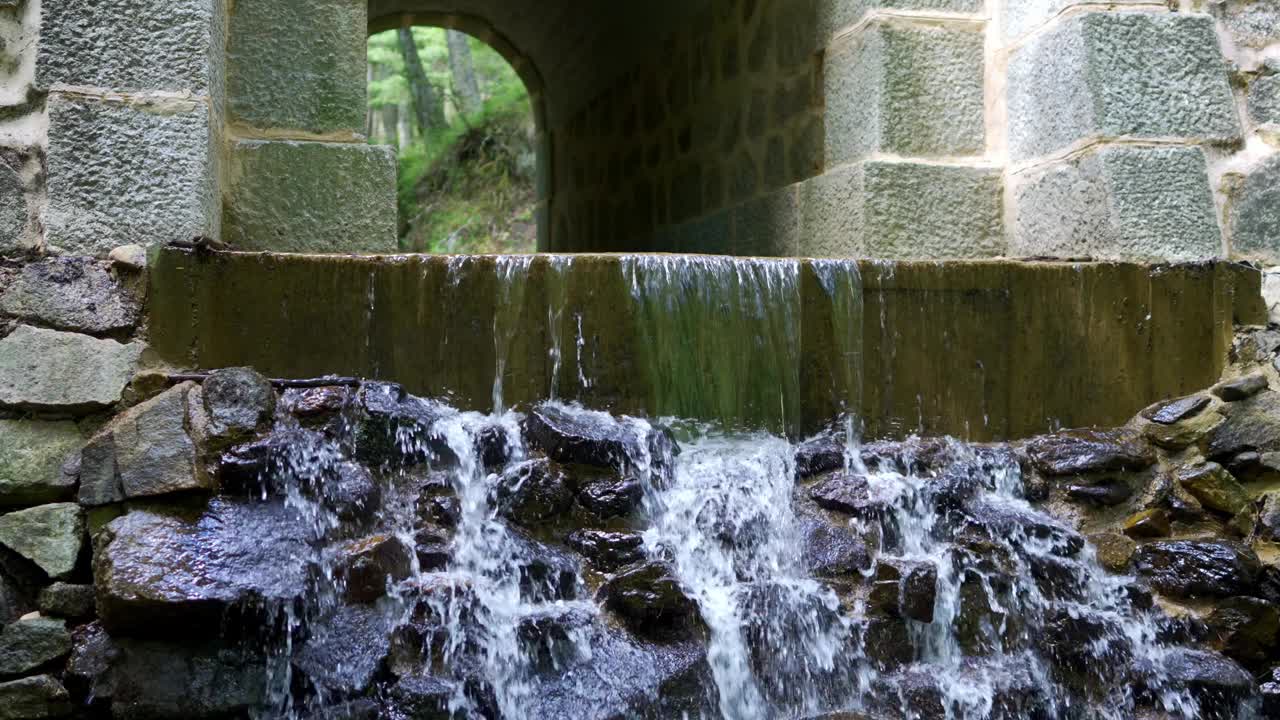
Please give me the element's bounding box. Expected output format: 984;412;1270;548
367;28;536;254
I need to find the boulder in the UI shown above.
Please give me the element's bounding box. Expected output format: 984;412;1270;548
1178;463;1250;516
1142;395;1212;425
1207;391;1280;459
958;500;1084;557
1213;373;1270;402
0;618;71;678
794;431;845;479
1024;428;1154;476
384;675;455;719
565;529;647;572
36;583;95;621
0;326;145;413
0;257;141;335
195;368;275;449
575;474;644;520
1123;508;1171;539
799;510;874;576
333;534;414;604
84;383;206;501
0;675;71;720
1065;480;1132;506
494;458;574;528
1089;532;1137;573
1133;540;1260;599
601;561;699;640
280;385;350;425
523;403;645;471
1206;596;1280;668
0;503;84;580
93;499;312;636
0;420;81;507
1154;648;1254;720
807;473;897;522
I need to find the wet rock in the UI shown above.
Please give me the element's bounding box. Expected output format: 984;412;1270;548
1144;407;1225;450
575;474;644;520
1207;391;1280;459
280;385;350;426
959;500;1084;557
1231;450;1280;483
859;437;954;476
1214;373;1270;402
517;606;597;674
565;529;646;572
0;503;83;580
953;569;1019;656
1025;428;1154;476
0;420;82;508
1123;508;1171;539
601;561;699;640
524;403;644;471
334;534;414;604
1089;532;1137;573
1154;648;1254;720
384;674;454;719
861;616;914;670
413;526;450;572
798;510;874;577
1038;608;1132;694
794;431;844;479
294;605;396;697
1259;493;1280;541
1178;462;1249;516
65;622;267;719
513;536;579;603
807;473;896;522
868;559;936;623
0;675;71;720
36;584;95;622
1142;395;1212;425
1065;479;1132;506
197;367;276;448
425;496;460;528
1261;666;1280;718
1206;596;1280;668
1029;553;1089;602
0;618;71;678
474;423;513;470
1134;540;1260;599
0;257;142;335
352;382;453;466
494;458;574;527
94;499;311;636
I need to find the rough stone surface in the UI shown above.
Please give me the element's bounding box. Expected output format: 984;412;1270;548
198;368;275;448
0;420;81;507
0;326;144;413
36;0;220;94
1133;540;1260;599
1177;463;1249;516
1088;532;1136;573
1207;391;1280;459
0;618;71;677
734;187;800;257
77;432;121;508
819;0;983;42
862;161;1003;258
1012;145;1221;261
825;19;985;164
1211;0;1280;49
0;675;72;720
0;503;84;580
224;140;396;253
1249;74;1280;127
0;257;142;334
1141;395;1211;425
799;164;863;257
46;96;216;254
1008;13;1240;161
37;583;96;621
1004;0;1151;40
0;160;26;253
227;0;366;133
110;384;204;499
1025;428;1154;476
1213;373;1269;402
1230;155;1280;264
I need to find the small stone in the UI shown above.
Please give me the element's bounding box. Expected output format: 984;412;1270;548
1089;532;1137;573
1206;596;1280;667
1123;508;1171;539
0;326;145;413
1214;373;1270;402
1142;395;1212;425
1065;480;1132;506
600;561;699;640
76;432;121;507
565;530;646;572
0;258;141;335
0;675;72;720
794;432;845;479
0;504;84;579
36;584;95;621
197;368;276;449
808;473;895;521
1025;428;1155;476
1178;463;1250;516
575;474;643;520
868;560;937;623
1134;540;1261;599
0;618;71;677
107;244;147;271
334;535;413;604
281;385;350;423
0;421;81;508
493;458;574;528
108;383;205;499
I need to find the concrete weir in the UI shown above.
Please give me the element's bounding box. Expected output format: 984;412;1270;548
149;249;1264;440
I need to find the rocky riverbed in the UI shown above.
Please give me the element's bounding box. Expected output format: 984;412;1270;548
7;330;1280;718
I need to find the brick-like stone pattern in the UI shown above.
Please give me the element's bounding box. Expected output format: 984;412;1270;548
1230;154;1280;263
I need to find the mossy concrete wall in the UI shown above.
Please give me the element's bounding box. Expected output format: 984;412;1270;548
149;249;1264;441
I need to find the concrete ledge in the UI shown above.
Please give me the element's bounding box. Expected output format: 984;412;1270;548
149;249;1262;440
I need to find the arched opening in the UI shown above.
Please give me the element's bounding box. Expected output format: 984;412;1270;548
366;26;538;253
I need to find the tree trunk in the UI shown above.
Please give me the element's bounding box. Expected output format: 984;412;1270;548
446;30;482;116
397;100;413;148
398;27;445;134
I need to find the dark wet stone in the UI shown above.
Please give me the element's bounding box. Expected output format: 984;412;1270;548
601;561;699;641
216;431;379;521
474;424;513;471
352;382;454;466
384;674;454;719
1065;480;1132;506
414;527;451;572
799;510;873;577
807;473;895;522
1133;540;1260;599
575;475;644;520
958;500;1084;557
334;534;414;604
1028;554;1088;602
1142;394;1212;424
1038;607;1132;694
0;675;71;720
1260;666;1280;718
1152;648;1254;720
294;605;397;697
861;616;913;671
94;499;312;636
523;403;643;471
1207;596;1280;668
1207;391;1280;459
425;496;460;529
1260;493;1280;542
512;535;579;603
36;583;95;621
1178;462;1250;516
1214;373;1270;402
1123;508;1171;539
859;437;952;475
1024;428;1154;476
280;385;350;425
868;559;936;623
517;606;596;674
0;618;71;678
494;458;574;528
793;432;844;480
565;529;646;572
199;367;276;449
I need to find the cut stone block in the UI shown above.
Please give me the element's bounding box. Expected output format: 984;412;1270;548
1210;0;1280;49
1008;12;1241;161
825;18;985;165
1012;144;1221;261
1003;0;1151;41
224;140;397;253
0;160;26;253
0;257;142;335
0;326;145;413
801;161;1003;259
0;503;84;579
45;96;217;255
1250;75;1280;127
1230;154;1280;264
819;0;983;42
37;0;222;95
112;384;205;500
227;0;366;134
734;187;800;257
0;420;81;507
